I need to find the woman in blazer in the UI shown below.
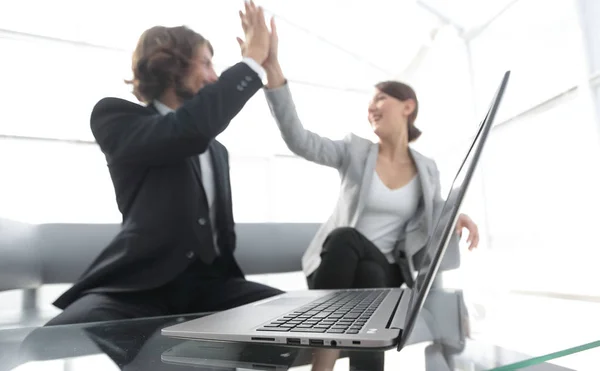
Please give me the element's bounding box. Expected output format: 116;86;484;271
254;23;479;293
240;17;480;370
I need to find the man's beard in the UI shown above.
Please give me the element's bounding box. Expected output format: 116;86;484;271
174;84;195;101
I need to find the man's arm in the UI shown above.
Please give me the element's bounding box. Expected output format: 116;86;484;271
91;62;262;166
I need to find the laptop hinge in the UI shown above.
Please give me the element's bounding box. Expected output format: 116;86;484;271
388;289;412;329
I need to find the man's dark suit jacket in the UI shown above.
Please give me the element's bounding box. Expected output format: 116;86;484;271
54;62;263;309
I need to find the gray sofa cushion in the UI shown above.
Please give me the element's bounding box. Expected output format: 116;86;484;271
34;223;120;285
235;223;318;275
0;219;319;292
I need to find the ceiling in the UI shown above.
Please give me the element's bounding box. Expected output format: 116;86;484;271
0;0;517;89
0;0;520;142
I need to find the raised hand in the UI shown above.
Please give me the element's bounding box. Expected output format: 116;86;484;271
237;1;270;65
262;16;279;70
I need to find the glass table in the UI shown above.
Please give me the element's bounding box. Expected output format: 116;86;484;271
1;303;598;371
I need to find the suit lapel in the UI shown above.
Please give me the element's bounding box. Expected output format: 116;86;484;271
188;143;226;193
190;156;203;186
351;143;378;225
208;141;228;209
410;148;435;232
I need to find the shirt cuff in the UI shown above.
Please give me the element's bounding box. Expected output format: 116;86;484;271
242;57;267;83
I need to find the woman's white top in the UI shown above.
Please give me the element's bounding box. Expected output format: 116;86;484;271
355;171;422;263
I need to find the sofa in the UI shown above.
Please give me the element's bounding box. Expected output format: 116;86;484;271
0;218;318;328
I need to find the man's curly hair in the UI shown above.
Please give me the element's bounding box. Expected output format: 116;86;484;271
126;25;213;104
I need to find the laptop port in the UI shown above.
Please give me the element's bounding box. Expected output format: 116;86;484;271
330;340;337;347
309;339;324;346
287;338;301;345
251;337;275;341
352;341;361;345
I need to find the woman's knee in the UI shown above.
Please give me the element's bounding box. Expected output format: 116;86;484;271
354;261;389;288
323;227;359;250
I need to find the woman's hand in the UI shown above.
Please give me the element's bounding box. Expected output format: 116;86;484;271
237;1;270;64
455;213;479;250
262;16;279;70
237;10;285;89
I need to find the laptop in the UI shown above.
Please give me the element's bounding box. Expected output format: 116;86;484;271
162;71;511;351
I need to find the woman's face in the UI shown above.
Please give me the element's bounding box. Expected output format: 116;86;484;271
367;89;415;140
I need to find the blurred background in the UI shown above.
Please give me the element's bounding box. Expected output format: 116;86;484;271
1;0;600;368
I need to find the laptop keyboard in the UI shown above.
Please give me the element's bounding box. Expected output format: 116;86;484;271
257;289;390;335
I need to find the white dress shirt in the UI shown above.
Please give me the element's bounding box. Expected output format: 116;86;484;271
241;57;267;83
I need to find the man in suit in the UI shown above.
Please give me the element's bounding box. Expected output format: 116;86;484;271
47;2;283;326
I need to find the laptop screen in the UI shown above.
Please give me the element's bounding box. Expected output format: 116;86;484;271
412;109;489;293
398;71;510;349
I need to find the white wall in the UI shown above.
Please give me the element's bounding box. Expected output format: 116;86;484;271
466;0;600;297
386;0;600;301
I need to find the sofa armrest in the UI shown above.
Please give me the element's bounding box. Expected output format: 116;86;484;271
0;219;42;292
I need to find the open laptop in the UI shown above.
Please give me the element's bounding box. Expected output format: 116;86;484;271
162;71;510;351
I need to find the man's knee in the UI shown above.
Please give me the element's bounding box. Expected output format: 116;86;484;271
45;307;92;327
45;294;121;326
243;282;284;302
211;280;284;311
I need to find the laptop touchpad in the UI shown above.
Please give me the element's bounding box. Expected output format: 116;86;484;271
256;297;312;306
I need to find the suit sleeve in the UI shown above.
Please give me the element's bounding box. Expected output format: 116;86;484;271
264;82;348;169
91;62;262;166
223;148;237;251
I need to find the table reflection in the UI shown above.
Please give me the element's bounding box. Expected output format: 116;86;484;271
7;289;598;371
